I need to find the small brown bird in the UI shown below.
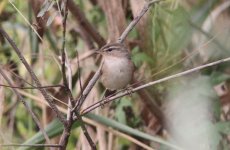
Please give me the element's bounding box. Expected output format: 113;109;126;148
98;43;134;91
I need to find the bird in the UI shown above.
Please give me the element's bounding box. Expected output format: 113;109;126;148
97;42;134;91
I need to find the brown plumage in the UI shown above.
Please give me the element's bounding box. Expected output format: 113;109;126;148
99;43;134;90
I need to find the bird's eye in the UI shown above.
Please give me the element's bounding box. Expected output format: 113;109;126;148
107;48;113;52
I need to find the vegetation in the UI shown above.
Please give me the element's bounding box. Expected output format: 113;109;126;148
0;0;230;149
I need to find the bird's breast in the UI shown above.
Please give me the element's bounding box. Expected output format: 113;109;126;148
101;56;134;90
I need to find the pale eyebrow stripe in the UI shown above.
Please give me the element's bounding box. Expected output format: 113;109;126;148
104;46;121;50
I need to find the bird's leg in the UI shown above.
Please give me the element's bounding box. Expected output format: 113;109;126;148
99;89;109;108
100;89;116;108
125;86;133;97
100;97;108;109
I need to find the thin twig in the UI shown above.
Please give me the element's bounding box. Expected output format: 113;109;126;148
81;56;230;114
73;65;102;111
76;51;83;95
68;0;106;47
70;0;163;149
0;144;61;147
70;57;101;149
72;0;163;111
83;117;155;150
0;83;63;89
9;0;43;42
105;27;223;96
71;50;96;62
118;0;163;43
60;0;71;104
58;0;96;149
0;68;51;144
73;66;102;149
74;0;163;113
58;0;74;149
74;113;96;149
0;27;66;125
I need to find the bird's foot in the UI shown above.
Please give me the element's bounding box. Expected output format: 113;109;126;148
100;97;108;109
126;87;133;96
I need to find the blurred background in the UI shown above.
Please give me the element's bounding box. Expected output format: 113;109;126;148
0;0;230;149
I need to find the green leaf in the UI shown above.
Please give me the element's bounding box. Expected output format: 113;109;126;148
132;51;154;66
37;0;55;17
17;121;28;139
18;119;63;150
210;71;230;85
115;98;132;124
215;121;230;134
19;113;181;150
86;113;182;150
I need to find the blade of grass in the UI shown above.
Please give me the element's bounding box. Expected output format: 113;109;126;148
86;113;182;150
18;119;80;150
20;113;182;150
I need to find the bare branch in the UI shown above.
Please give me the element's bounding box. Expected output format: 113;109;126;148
68;0;106;47
8;0;43;42
0;68;51;144
0;27;66;125
118;0;163;43
73;0;163;116
58;0;95;149
0;84;63;89
74;65;102;111
58;0;75;149
82;56;230;114
0;144;61;148
69;0;164;148
76;51;83;95
61;0;70;98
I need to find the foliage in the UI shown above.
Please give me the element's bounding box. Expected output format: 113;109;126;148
0;0;230;149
